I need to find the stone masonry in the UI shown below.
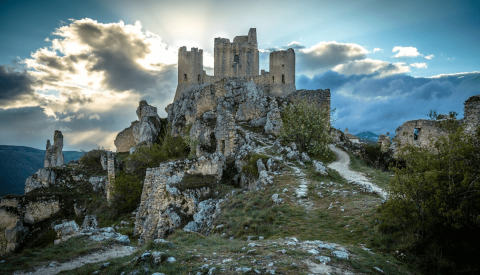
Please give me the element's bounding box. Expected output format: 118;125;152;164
175;28;296;99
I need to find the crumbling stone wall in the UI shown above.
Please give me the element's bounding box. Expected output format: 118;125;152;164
214;28;259;78
134;153;225;242
44;130;64;168
464;94;480;133
114;121;138;153
106;152;115;202
394;119;446;148
377;134;391;151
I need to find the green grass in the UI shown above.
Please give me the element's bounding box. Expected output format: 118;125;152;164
347;150;393;191
0;237;113;274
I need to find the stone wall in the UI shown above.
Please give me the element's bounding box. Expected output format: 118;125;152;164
464;94;480;133
269;49;296;96
288;89;331;125
214;28;259;78
394;119;446;148
134;153;225;242
114;121;138;153
106;152;115;202
174;28;297;99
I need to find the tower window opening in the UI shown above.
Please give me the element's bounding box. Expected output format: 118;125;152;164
282;64;284;67
272;76;274;83
198;74;201;82
282;74;285;83
234;54;239;63
414;128;420;140
183;74;187;81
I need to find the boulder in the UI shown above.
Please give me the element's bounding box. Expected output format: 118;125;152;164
313;160;328;176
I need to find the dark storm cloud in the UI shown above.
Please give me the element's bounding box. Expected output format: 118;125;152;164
0;65;35;106
297;71;480;136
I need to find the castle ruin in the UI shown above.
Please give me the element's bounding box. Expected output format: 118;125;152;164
175;28;296;99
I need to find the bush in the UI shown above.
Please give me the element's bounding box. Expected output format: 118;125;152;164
375;115;480;274
79;146;108;174
111;171;143;214
280;98;333;157
126;126;190;176
242;153;269;179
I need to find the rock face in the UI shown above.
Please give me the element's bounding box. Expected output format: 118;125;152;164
25;168;57;193
133;78;331;241
44;130;64;168
0;195;74;255
134;153;225;242
114;100;162;152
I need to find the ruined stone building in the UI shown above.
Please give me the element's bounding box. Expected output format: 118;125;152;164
394;94;480;149
175;28;296;99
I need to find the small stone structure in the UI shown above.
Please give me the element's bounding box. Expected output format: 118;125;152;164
377;133;391;151
175;28;296;99
344;128;359;144
44;130;64;168
114;100;162;152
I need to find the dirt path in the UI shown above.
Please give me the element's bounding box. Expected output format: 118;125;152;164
327;145;387;199
14;245;137;275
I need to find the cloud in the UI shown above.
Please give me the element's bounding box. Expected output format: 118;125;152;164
425;54;434;60
0;65;37;107
1;18;181;150
296;41;368;76
373;48;382;53
89;114;100;120
392;46;422;58
332;58;410;76
297;71;480;137
410;63;428;69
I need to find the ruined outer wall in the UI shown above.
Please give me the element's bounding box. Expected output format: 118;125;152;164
214;28;259;78
464;95;480;133
114;121;138;152
269;48;296;96
394;119;446;147
288;89;331;125
175;47;204;99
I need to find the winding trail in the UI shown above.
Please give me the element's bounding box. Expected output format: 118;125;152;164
327;145;387;199
13;245;136;275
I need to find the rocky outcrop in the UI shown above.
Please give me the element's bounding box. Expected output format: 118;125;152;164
25;168;57;193
44;130;64;168
134;153;225;243
0;195;75;255
114;100;162;152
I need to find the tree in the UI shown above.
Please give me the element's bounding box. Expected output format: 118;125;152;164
280;98;333;157
376;113;480;274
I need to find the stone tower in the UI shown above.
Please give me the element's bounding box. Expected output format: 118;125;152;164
269;48;295;96
214;28;259;77
175;47;204;99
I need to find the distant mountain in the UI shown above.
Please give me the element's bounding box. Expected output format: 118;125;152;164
354;131;379;142
0;145;84;197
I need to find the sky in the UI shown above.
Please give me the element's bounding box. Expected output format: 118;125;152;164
1;0;479;151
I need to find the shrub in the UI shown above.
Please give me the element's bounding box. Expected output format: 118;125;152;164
79;146;108;174
242;153;269;178
280;98;333;157
111;171;143;214
375;114;480;274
